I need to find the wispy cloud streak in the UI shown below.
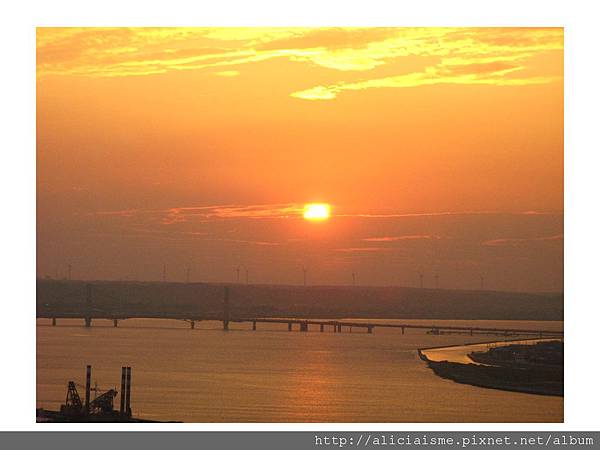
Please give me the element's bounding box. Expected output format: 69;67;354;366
334;247;391;253
90;203;304;224
363;234;441;242
337;210;562;219
482;234;563;247
90;205;563;225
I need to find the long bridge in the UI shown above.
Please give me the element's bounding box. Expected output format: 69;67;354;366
37;285;563;338
36;313;564;336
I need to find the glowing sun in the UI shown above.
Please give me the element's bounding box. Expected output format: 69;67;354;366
303;203;331;221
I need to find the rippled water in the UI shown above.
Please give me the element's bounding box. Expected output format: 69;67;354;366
37;319;563;422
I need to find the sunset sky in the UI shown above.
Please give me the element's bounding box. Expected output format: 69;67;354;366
36;28;563;291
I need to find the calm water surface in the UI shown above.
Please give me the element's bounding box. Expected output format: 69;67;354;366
37;319;563;422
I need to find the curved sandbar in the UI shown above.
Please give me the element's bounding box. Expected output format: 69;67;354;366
419;338;555;365
418;338;563;396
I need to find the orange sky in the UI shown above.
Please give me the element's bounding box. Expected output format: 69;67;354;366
37;28;563;291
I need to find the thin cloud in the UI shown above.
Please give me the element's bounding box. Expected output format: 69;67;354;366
90;203;304;225
90;206;563;225
363;234;441;242
166;204;302;220
337;210;562;219
88;209;141;218
291;66;558;100
215;70;240;77
482;234;564;247
334;247;391;253
213;238;281;246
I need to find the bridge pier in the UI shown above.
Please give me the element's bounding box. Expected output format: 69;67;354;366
320;324;324;332
337;324;342;333
401;327;405;335
470;328;473;336
252;321;256;331
223;286;230;331
190;321;195;330
288;322;292;332
113;319;118;328
367;325;373;334
300;321;308;332
84;283;93;328
51;318;56;326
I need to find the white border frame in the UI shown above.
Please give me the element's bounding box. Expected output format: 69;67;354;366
2;0;599;432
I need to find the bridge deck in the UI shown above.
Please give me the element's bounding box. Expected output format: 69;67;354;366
37;313;563;335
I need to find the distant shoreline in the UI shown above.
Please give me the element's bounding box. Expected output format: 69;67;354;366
418;340;564;397
36;277;564;296
37;279;564;322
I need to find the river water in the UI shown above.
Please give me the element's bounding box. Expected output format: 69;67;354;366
36;319;563;423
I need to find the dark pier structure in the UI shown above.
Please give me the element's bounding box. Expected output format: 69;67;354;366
37;365;139;422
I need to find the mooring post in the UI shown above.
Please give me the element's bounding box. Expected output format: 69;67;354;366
190;320;195;329
84;365;91;415
223;286;230;331
401;327;405;335
113;319;118;328
85;283;92;328
52;318;56;326
252;321;256;331
119;366;126;415
125;366;132;417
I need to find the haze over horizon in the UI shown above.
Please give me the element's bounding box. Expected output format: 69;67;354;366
37;274;563;296
37;28;563;292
